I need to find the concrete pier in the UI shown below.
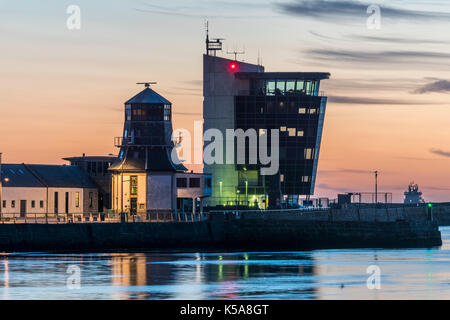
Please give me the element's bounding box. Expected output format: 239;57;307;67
0;207;442;251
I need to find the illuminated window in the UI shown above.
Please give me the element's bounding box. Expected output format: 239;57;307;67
298;108;306;114
302;176;310;183
276;81;285;93
304;148;314;160
164;104;171;121
280;126;287;132
306;81;312;95
130;176;138;195
259;129;267;136
75;192;80;208
288;128;296;137
280;174;284;182
267;81;276;95
286;81;295;93
309;108;317;114
297;130;304;137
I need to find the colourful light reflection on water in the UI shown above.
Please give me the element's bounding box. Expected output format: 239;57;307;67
0;227;449;300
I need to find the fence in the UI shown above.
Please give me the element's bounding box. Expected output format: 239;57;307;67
0;211;206;224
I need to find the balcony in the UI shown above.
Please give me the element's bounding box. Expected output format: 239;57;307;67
114;136;172;148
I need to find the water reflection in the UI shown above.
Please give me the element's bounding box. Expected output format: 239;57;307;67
0;227;449;300
105;252;317;300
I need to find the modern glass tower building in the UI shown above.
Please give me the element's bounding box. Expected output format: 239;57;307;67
203;54;330;208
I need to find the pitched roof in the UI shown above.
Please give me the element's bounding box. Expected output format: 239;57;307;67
125;87;171;105
1;164;97;188
109;148;186;173
0;164;44;188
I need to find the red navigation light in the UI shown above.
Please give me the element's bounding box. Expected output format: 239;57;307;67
228;61;238;72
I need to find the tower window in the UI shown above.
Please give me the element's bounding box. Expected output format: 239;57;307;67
130;176;138;195
126;105;131;121
189;178;200;188
177;178;187;188
75;192;80;208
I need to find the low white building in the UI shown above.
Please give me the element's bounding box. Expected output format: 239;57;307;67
0;164;98;220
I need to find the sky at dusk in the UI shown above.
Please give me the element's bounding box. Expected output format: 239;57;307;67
1;0;450;202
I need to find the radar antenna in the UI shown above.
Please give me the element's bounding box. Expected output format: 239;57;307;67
227;46;245;61
136;82;157;88
205;20;224;56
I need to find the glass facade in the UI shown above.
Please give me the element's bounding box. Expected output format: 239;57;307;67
234;88;327;207
249;79;321;96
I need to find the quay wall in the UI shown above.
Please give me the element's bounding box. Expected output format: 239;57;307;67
0;208;442;251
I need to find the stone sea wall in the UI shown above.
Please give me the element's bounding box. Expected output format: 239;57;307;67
0;206;442;251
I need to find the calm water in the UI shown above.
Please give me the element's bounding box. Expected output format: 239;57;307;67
1;227;450;300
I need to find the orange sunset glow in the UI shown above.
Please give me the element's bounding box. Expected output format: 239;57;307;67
1;0;450;202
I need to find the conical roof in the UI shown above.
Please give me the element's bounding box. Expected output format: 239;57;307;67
125;87;171;104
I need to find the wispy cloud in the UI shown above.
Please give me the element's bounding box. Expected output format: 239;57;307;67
430;149;450;158
134;1;274;19
414;80;450;94
320;168;380;174
328;95;435;105
307;48;450;64
276;0;450;22
310;31;447;45
348;34;446;45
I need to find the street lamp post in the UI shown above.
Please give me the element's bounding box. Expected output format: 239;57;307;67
245;180;248;206
374;170;378;205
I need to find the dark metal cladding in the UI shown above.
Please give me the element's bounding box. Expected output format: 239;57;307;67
235;72;330;80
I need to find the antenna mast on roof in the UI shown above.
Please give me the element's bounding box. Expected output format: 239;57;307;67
205;20;224;56
227;46;245;61
136;82;157;88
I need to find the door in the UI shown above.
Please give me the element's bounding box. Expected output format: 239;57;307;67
20;200;27;218
65;192;69;214
130;198;137;215
54;192;59;214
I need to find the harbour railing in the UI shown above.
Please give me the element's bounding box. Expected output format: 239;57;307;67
0;211;207;224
